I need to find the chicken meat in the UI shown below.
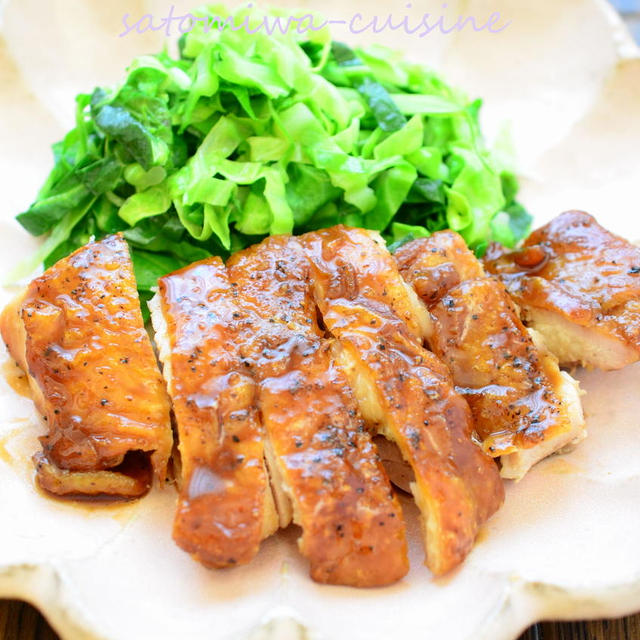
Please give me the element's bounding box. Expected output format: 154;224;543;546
484;210;640;371
0;234;173;497
395;231;585;480
226;235;408;587
301;226;504;576
150;258;278;568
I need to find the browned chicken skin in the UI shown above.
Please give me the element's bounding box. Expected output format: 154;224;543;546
300;226;504;576
13;225;605;579
0;234;173;497
227;236;408;587
395;231;585;479
151;258;277;568
484;211;640;370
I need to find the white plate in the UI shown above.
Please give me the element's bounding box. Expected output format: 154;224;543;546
1;1;639;639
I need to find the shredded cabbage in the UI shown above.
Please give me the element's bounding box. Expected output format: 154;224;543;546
14;4;531;303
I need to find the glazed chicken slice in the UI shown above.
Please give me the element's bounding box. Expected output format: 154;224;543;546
150;258;277;568
300;226;504;576
0;234;172;498
484;210;640;370
226;236;408;587
395;231;585;480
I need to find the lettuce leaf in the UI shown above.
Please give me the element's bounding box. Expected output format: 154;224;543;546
13;4;529;288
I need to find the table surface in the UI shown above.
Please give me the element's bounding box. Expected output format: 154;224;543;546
1;598;640;640
2;2;639;640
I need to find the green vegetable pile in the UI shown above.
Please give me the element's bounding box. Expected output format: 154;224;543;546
15;5;530;308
